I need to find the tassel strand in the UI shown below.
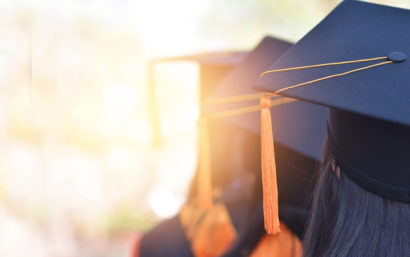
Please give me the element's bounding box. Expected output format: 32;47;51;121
198;116;213;210
260;96;280;235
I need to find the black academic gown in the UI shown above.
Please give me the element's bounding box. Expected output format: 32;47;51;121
138;215;194;257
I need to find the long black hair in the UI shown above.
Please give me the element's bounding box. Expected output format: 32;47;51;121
303;138;410;257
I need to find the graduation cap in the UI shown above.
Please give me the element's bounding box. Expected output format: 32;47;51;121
255;0;410;203
149;51;247;147
203;36;328;235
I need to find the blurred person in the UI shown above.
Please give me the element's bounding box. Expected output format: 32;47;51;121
132;36;328;257
132;44;248;257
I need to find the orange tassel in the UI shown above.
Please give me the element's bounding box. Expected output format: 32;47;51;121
249;223;302;257
198;116;213;210
191;203;237;257
260;95;280;235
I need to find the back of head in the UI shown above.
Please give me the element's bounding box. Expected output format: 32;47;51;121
303;139;410;257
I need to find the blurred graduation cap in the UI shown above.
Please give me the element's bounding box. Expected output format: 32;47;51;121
255;0;410;203
204;36;328;235
148;51;247;147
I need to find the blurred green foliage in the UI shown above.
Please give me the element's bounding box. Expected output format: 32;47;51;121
107;208;155;234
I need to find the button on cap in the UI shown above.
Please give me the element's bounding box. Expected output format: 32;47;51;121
387;52;407;62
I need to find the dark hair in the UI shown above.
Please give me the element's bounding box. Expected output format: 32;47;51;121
303;138;410;257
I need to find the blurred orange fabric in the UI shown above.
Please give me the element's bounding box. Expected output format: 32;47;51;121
181;203;237;257
130;235;141;257
250;223;302;257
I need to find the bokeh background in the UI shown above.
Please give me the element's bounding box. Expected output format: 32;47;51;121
0;0;408;256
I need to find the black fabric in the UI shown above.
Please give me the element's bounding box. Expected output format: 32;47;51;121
139;216;194;257
222;199;265;257
327;109;410;203
279;205;308;240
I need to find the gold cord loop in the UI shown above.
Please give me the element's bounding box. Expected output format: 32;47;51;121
203;55;395;119
260;56;393;95
259;56;387;77
207;97;296;119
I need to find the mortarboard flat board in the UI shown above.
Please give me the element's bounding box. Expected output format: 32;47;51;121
149;51;247;146
205;36;328;238
151;51;248;103
255;0;410;203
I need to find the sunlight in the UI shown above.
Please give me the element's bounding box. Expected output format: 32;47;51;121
132;0;211;57
148;186;184;219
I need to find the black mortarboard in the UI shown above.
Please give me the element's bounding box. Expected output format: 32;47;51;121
208;37;326;161
205;36;328;236
255;0;410;203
